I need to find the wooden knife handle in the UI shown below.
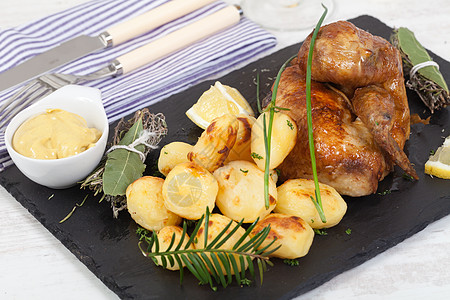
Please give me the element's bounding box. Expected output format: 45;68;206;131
116;5;241;74
106;0;217;46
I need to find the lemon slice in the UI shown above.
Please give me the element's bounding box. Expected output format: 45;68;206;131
162;162;218;220
186;81;254;129
425;135;450;179
166;172;203;207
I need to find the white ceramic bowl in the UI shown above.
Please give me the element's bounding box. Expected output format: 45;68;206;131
4;85;109;189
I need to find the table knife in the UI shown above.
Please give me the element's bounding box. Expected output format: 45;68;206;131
0;0;217;93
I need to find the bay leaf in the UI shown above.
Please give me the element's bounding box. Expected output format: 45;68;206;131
103;118;146;196
397;27;449;92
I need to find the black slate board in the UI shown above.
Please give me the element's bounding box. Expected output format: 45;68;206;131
1;15;449;300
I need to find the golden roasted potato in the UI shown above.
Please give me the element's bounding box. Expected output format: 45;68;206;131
151;225;194;271
188;114;238;173
158;142;193;176
225;114;256;163
275;179;347;229
269;168;279;185
213;160;277;223
126;176;182;231
251;213;314;259
251;111;297;170
162;162;218;220
194;213;250;275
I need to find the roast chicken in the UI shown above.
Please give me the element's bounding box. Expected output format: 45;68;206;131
275;21;418;197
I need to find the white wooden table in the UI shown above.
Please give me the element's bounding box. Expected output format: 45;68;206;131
1;0;449;299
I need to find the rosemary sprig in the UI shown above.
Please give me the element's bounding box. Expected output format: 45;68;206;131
305;5;328;223
138;208;279;290
59;194;88;223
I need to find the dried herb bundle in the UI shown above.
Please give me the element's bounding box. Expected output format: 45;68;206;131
80;109;167;217
392;27;450;113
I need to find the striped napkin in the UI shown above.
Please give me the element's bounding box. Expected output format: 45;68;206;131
0;0;276;172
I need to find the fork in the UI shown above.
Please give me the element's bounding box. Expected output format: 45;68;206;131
0;64;119;129
0;5;242;129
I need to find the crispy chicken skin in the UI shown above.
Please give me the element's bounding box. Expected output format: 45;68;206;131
276;21;417;196
276;64;389;196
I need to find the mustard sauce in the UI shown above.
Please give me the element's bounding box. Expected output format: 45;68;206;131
12;109;102;159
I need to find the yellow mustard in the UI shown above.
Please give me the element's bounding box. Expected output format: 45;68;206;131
12;109;102;159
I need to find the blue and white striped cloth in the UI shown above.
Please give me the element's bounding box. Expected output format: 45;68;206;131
0;0;276;171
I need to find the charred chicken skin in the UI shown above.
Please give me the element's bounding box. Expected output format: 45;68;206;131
276;21;418;197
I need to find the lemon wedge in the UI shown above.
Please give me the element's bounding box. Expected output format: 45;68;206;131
186;81;254;129
162;162;218;220
425;135;450;179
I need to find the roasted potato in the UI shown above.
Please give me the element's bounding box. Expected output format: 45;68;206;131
162;162;218;220
251;111;297;170
251;213;314;259
126;176;182;231
225;114;256;163
194;213;250;275
269;168;279;184
151;225;194;271
158;142;193;176
188;114;238;173
213;160;277;223
275;179;347;229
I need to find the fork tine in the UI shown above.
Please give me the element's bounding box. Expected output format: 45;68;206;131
0;80;40;113
0;84;51;129
0;67;101;130
40;74;71;89
0;82;44;115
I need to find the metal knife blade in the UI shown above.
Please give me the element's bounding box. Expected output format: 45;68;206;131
0;35;106;93
0;0;218;93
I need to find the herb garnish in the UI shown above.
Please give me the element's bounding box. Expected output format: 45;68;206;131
240;278;252;286
80;109;167;217
258;55;296;209
402;173;415;181
136;226;153;244
283;259;300;266
256;5;329;222
392;27;449;112
286;119;294;130
314;228;328;236
378;189;391;196
305;5;328;223
138;208;279;290
345;228;352;235
251;152;263;160
59;195;88;223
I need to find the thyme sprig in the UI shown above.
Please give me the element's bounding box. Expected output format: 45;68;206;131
138;208;280;290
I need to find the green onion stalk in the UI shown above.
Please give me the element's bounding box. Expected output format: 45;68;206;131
262;5;328;223
305;5;328;223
